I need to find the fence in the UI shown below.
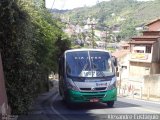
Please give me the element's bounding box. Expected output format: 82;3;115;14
118;74;160;101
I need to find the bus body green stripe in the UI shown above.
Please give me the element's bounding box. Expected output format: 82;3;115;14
66;88;117;103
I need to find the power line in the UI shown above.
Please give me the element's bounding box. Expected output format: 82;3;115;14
50;0;66;10
50;0;56;10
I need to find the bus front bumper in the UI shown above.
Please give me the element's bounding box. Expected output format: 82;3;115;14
66;88;117;103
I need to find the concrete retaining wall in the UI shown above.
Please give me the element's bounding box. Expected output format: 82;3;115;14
143;74;160;97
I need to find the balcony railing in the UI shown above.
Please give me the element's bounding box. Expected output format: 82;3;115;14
129;53;152;62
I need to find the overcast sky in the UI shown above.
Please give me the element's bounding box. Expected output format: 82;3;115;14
45;0;154;10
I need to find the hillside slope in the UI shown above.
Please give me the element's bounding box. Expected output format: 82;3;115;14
51;0;160;39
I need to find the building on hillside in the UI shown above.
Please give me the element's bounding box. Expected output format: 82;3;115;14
129;36;160;77
129;19;160;82
135;24;145;32
119;41;130;50
95;41;105;49
146;18;160;31
112;19;160;96
112;42;130;81
64;24;76;37
111;24;121;33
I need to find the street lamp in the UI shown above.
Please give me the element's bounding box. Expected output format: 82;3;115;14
87;18;97;48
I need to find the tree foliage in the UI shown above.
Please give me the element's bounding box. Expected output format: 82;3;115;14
0;0;70;114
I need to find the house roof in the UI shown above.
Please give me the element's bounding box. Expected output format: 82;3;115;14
112;50;130;58
129;41;156;44
146;18;160;26
132;36;160;39
142;31;160;33
120;43;130;47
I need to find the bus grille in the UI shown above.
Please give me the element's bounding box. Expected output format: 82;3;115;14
82;94;105;100
80;87;106;91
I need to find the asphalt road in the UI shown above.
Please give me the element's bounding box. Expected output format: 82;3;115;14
18;80;160;120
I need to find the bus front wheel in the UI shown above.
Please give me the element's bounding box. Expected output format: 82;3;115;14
106;101;114;108
61;93;66;103
62;95;74;109
61;91;69;103
59;88;62;96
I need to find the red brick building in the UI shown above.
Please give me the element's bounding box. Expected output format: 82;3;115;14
146;18;160;31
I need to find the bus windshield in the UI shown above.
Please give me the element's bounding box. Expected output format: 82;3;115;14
66;51;114;77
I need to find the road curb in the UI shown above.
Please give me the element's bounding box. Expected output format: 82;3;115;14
118;94;160;104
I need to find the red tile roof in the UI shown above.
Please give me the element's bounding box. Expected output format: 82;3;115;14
112;50;130;58
132;36;160;39
120;43;130;47
142;31;160;33
146;18;160;26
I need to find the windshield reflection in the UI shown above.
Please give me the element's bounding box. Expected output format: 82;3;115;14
66;51;114;78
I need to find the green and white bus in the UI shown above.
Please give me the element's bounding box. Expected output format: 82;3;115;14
58;49;118;107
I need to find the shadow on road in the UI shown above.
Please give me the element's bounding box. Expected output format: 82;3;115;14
18;80;141;120
53;96;140;111
48;97;142;120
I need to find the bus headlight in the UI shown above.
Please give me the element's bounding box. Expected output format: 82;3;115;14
108;77;116;90
66;78;79;91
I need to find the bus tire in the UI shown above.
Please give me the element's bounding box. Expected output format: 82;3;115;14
62;91;68;104
107;101;114;108
62;95;67;103
59;87;62;96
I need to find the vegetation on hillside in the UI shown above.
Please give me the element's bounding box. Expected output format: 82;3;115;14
0;0;70;114
54;0;160;40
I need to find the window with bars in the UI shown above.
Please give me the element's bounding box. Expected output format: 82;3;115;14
146;46;151;53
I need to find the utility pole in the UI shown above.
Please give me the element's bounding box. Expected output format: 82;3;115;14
104;27;110;50
87;23;96;48
105;30;108;50
50;0;56;11
43;0;46;8
91;24;95;48
87;18;96;48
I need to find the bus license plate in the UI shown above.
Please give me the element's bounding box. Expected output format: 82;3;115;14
90;98;99;102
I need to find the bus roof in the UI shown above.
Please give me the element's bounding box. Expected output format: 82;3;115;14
64;48;110;54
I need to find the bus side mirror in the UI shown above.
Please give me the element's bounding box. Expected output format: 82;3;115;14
116;72;119;77
116;67;118;72
116;67;119;77
112;56;117;67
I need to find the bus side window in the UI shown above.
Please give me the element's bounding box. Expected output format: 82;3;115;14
66;63;71;74
105;59;112;72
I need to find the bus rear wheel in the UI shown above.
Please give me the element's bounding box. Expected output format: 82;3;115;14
107;101;114;108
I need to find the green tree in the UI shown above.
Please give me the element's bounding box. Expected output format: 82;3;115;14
119;19;138;40
0;0;70;114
